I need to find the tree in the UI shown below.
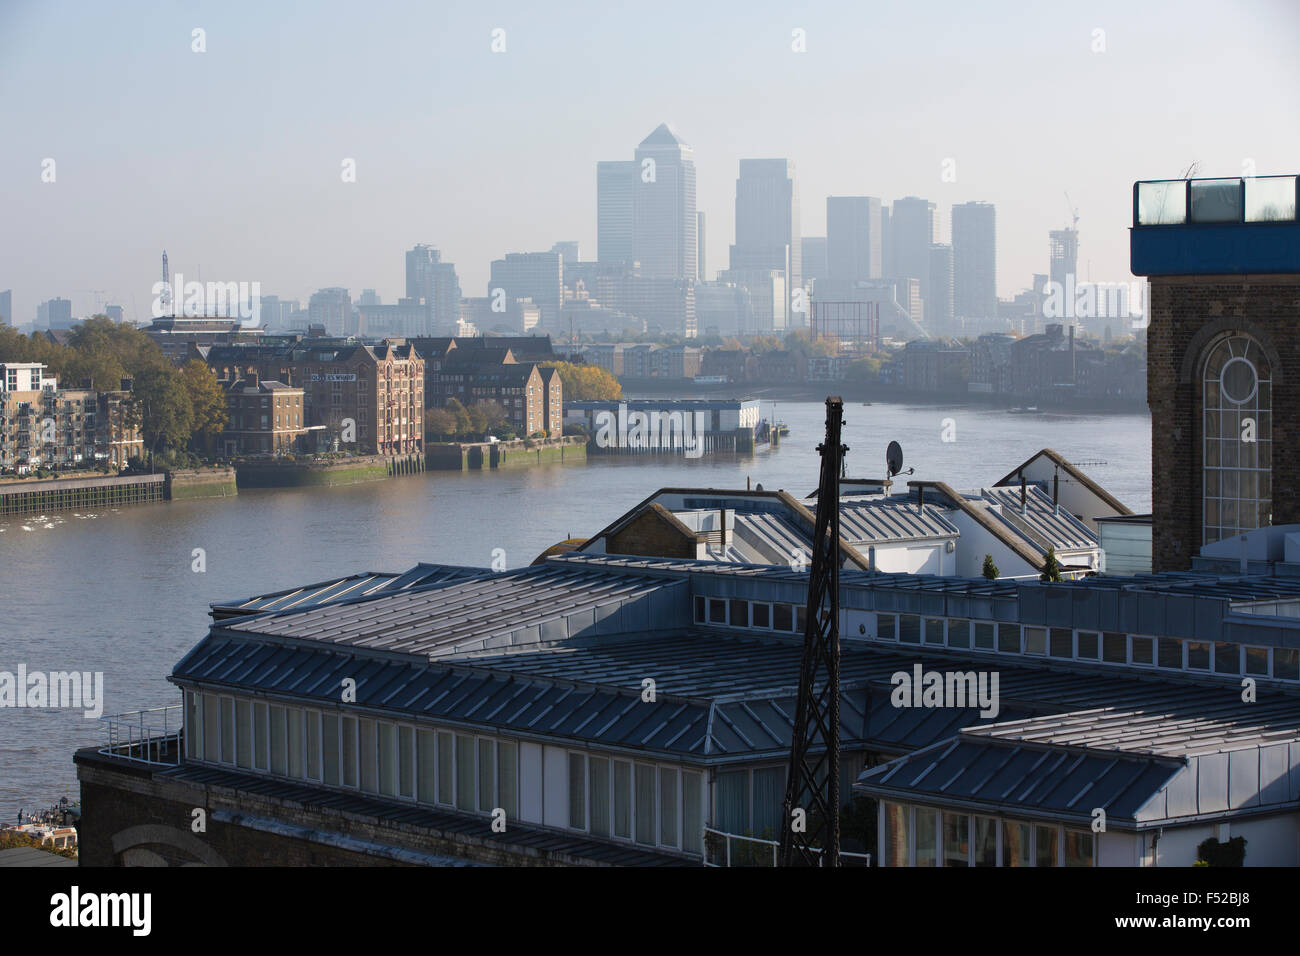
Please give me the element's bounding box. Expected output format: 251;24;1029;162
540;361;622;401
445;397;472;435
1041;546;1062;582
126;365;194;466
180;360;226;454
425;407;457;440
982;554;999;580
472;399;510;433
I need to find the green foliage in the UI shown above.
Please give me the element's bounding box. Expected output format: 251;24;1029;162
127;364;194;461
1041;546;1063;582
1195;836;1246;867
982;553;999;580
180;360;225;453
540;361;622;400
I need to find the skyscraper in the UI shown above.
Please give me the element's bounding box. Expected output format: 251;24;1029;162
928;244;955;331
826;196;882;282
889;197;936;323
801;238;828;287
596;160;637;267
730;159;801;324
633;124;697;280
1049;228;1079;291
0;290;11;326
489;252;563;326
697;211;706;281
952;201;998;320
406;245;461;333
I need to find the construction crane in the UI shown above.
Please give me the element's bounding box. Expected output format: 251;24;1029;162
779;396;847;867
1064;192;1079;230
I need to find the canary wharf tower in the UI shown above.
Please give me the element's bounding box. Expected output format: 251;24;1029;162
598;124;697;281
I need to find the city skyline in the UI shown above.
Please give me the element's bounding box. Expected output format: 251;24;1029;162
2;0;1298;327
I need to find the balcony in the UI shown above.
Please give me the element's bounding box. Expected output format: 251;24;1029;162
702;826;871;867
1131;174;1300;276
99;704;183;766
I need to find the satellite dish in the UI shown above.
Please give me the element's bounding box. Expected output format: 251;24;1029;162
886;441;904;478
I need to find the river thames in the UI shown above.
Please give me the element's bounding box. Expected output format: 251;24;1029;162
0;398;1151;815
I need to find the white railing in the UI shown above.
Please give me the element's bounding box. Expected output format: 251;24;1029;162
702;826;871;867
99;704;183;766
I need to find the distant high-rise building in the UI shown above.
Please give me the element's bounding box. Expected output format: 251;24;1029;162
551;241;580;266
105;304;124;323
38;297;73;330
697;212;706;281
952;201;998;319
1049;228;1079;291
928;244;955;331
633;124;697;280
730;158;801;325
597;161;636;267
889;198;936;323
358;289;381;307
826;196;883;282
405;245;460;332
0;290;11;326
490;252;563;327
801;238;828;287
308;288;353;336
880;206;893;279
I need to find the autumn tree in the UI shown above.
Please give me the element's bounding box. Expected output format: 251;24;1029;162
540;361;622;400
127;365;194;466
180;359;226;454
425;407;457;440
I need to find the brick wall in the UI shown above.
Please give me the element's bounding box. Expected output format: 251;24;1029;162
1147;275;1300;571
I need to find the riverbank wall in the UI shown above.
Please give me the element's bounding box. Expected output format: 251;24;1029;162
234;453;425;487
427;436;587;471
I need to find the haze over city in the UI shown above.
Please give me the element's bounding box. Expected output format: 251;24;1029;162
2;0;1298;324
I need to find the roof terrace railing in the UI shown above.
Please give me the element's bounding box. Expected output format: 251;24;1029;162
702;825;871;867
99;704;183;766
1134;175;1298;227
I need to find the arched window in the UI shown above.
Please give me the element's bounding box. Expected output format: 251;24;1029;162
1203;334;1272;545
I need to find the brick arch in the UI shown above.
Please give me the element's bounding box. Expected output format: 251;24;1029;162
1178;319;1284;385
110;824;228;867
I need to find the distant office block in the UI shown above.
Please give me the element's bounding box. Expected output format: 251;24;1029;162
490;252;563;327
0;290;11;326
801;238;828;286
928;244;955;330
38;297;73;330
952;201;998;320
406;245;460;333
827;196;882;282
697;211;707;281
730;158;801;325
889;198;936;323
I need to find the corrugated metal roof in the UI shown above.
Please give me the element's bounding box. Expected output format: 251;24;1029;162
856;736;1183;824
211;564;491;619
981;485;1098;552
840;502;960;546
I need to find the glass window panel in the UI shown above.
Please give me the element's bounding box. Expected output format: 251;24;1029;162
998;623;1020;653
378;722;397;796
186;691;202;760
924;619;945;645
899;614;921;644
693;595;705;622
1186;642;1211;671
973;816;997;867
752;767;784;840
883;802;910;867
306;712;322;780
1136;180;1186;225
1050;628;1073;658
1245;646;1269;676
716;769;749;835
1245;175;1296;222
1077;632;1099;659
1064;829;1094;867
614;761;632;839
659;768;678;847
1214;643;1240;675
456;735;475;810
322;713;339;786
287;708;303;779
752;603;770;629
397;725;413;797
877;613;896;640
341;716;357;788
417;729;436;803
360;718;377;793
915;809;938;867
1275;648;1299;681
942;813;970;867
437;732;454;805
635;765;656;845
1158;638;1183;669
220;697;235;764
773;604;793;631
498;741;517;819
708;598;727;624
1190;178;1242;223
270;705;287;774
729;599;748;627
1003;822;1031;867
235;699;252;769
947;619;970;648
589;756;610;837
1131;636;1153;665
974;622;995;650
796;606;807;633
1024;627;1047;655
568;753;586;829
478;739;494;812
254;702;269;770
683;772;703;855
1035;825;1059;866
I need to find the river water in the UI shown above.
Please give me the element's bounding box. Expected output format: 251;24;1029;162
0;398;1151;816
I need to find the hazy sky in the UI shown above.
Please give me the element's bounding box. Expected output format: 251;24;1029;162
2;0;1297;326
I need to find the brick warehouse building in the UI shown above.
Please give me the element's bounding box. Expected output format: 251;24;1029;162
1132;174;1300;571
205;341;424;456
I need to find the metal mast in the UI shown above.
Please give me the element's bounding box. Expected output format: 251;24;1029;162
779;396;847;867
161;250;173;317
